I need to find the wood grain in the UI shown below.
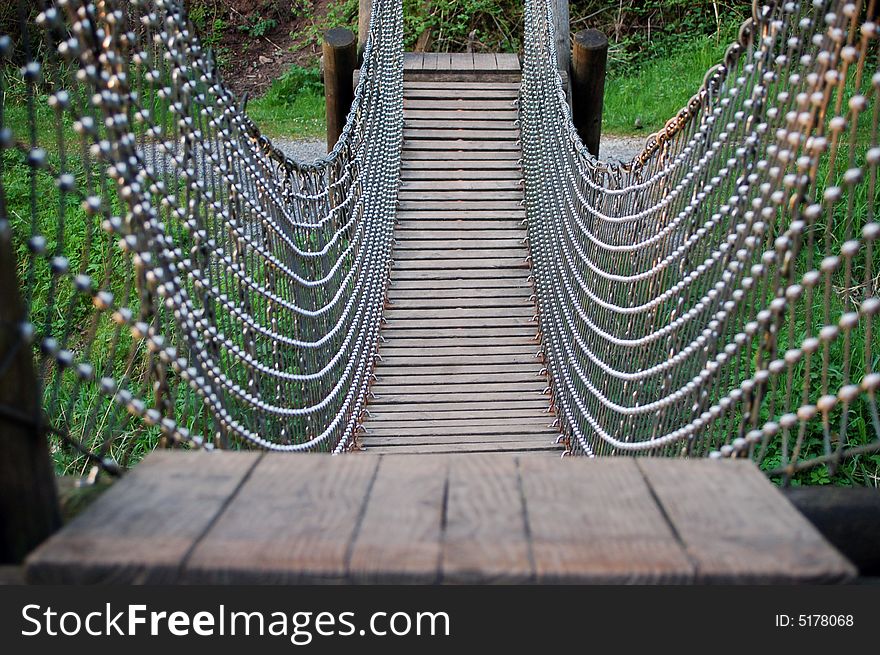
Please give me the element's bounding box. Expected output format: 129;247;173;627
26;451;261;583
636;459;857;583
182;455;378;583
519;457;695;583
442;456;533;582
347;456;447;583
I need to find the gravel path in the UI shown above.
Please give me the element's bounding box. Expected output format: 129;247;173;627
271;138;328;163
270;134;646;166
598;134;646;163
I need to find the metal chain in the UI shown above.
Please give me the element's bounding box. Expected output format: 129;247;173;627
0;0;403;472
521;0;880;482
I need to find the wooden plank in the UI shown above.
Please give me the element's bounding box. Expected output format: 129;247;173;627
442;456;533;582
387;306;533;319
392;249;527;263
370;390;548;404
400;158;521;169
372;378;544;392
405;119;519;131
398;192;522;203
183;455;379;583
404;70;520;83
380;343;538;354
366;407;551;420
520;458;695;583
392;241;527;252
403;109;519;121
377;373;542;387
396;214;525;224
403;52;423;70
393;246;527;257
396;218;526;228
391;258;527;270
472;53;498;70
421;52;439;70
369;396;547;409
363;442;557;455
435;52;453;71
401;152;520;163
384;319;535;331
364;435;555;447
379;344;538;356
404;99;517;110
495;53;521;70
387;277;531;290
636;459;856;583
26;451;262;584
387;299;533;311
404;130;519;141
404;80;519;90
400;168;522;183
379;361;538;373
380;327;537;339
347;456;447;583
404;89;517;99
449;52;475;70
403;140;520;152
365;425;555;438
377;357;540;369
399;179;522;191
394;232;526;242
369;417;552;429
371;380;547;396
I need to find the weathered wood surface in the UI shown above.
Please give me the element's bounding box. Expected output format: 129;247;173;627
25;451;262;583
25;453;856;584
360;56;561;456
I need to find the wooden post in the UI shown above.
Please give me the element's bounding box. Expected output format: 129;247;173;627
571;29;608;157
784;487;880;576
358;0;372;61
0;224;61;563
553;0;570;74
323;27;357;152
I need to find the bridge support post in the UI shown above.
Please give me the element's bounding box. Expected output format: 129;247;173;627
358;0;372;61
323;27;357;152
784;486;880;576
0;223;61;563
571;29;608;157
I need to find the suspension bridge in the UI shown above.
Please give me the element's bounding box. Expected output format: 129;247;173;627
1;0;879;583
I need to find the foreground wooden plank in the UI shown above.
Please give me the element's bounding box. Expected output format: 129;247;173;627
442;456;533;582
24;455;855;584
26;451;262;584
347;456;447;583
636;459;856;583
520;458;695;584
183;455;378;583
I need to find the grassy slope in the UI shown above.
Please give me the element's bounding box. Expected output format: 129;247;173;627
603;33;734;135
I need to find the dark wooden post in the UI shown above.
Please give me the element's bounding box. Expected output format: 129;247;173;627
358;0;372;61
784;487;880;576
0;224;61;563
323;27;357;152
571;29;608;157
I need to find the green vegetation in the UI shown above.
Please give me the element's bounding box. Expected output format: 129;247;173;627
246;65;325;139
603;33;736;135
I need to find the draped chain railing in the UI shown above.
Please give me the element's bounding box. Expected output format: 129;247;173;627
0;0;403;475
522;0;880;483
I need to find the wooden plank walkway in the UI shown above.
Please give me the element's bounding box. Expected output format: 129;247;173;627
360;53;562;455
24;452;856;584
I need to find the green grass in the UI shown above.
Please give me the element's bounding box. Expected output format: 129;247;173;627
246;65;326;140
603;33;735;135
